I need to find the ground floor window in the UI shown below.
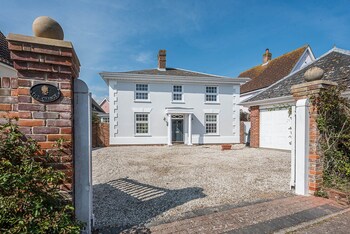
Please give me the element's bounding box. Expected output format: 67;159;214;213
101;117;109;123
205;114;218;134
135;113;149;135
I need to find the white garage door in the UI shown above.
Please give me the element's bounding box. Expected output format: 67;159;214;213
260;108;292;150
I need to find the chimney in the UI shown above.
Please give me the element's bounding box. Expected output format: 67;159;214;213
158;49;166;71
263;48;272;64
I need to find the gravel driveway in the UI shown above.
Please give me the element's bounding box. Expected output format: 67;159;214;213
92;145;292;231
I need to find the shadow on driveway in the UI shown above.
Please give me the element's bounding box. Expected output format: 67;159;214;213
93;178;206;232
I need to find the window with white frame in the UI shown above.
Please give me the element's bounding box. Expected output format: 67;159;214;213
135;113;149;135
205;86;218;102
135;84;149;100
172;85;183;101
205;114;218;134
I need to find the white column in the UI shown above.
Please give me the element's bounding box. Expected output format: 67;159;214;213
188;113;192;145
295;99;309;195
167;114;172;146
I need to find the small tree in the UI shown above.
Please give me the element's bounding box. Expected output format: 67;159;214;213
0;120;82;233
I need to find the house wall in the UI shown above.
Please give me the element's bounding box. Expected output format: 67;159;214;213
100;100;109;113
108;80;240;145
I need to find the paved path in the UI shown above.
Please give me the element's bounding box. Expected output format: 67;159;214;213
147;196;347;234
292;209;350;234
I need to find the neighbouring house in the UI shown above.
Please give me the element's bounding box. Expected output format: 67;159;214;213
92;98;109;123
241;47;350;150
99;97;109;114
100;50;249;145
239;46;315;113
0;31;17;77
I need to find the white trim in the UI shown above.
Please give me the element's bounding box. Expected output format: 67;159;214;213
291;46;316;73
132;108;152;113
99;97;109;106
101;72;250;85
240;95;294;107
165;107;194;114
203;109;220;114
240;88;266;96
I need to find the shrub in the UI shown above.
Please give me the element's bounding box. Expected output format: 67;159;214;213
314;86;350;192
0;120;82;233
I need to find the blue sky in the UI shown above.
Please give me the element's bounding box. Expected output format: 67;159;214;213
1;0;349;102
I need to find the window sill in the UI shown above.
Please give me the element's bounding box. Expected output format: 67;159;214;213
205;133;220;136
204;102;220;105
134;100;151;103
134;134;152;137
171;101;185;104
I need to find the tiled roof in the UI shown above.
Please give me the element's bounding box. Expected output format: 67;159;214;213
124;68;227;78
0;31;12;66
239;45;308;94
245;48;350;103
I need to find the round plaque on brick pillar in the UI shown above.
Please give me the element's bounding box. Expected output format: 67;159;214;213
30;83;61;103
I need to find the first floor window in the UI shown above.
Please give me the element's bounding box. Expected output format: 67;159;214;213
135;84;149;100
205;114;218;134
172;85;183;101
135;113;149;134
101;117;109;123
205;86;218;102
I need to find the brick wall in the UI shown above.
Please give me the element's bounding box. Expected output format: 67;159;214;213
240;121;244;144
250;106;260;148
291;80;337;194
2;33;80;191
92;123;109;147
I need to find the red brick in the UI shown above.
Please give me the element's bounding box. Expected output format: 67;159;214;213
27;134;46;142
33;112;59;119
250;106;260;148
60;82;71;90
18;95;32;103
38;142;55;149
0;88;11;96
0;104;12;111
47;105;71;112
11;89;18;96
59;112;71;119
18;119;45;127
0;111;19;119
1;77;10;88
47;119;71;127
18;112;32;119
18;79;32;87
0;96;17;103
33;127;59;134
18;127;32;134
60;90;72;98
18;103;44;111
61;127;72;134
18;88;30;95
11;78;18;89
48;134;72;141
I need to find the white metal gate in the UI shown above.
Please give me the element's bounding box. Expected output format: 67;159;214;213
74;79;93;233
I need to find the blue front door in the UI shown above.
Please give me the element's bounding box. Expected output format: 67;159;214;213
172;119;184;143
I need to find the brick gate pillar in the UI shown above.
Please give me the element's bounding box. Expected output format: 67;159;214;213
291;79;337;194
6;33;80;191
250;106;259;148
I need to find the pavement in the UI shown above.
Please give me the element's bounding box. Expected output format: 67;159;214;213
145;196;348;234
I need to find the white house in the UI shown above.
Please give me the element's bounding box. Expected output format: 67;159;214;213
101;50;249;145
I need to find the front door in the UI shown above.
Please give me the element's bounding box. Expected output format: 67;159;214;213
172;119;184;143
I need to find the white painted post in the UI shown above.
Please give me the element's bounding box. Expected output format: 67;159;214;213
188;113;192;145
290;105;296;189
167;114;172;146
295;99;309;195
74;79;93;233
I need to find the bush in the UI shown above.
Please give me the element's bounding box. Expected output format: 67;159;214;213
314;86;350;192
0;120;82;233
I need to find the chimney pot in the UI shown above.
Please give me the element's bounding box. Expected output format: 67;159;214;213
158;49;166;71
263;48;272;64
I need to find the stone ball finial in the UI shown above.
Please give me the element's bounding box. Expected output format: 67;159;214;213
32;16;64;40
304;66;324;82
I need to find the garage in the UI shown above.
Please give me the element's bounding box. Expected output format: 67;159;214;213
259;108;292;150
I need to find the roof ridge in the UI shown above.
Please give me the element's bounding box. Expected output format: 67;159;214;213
239;45;308;76
173;67;229;78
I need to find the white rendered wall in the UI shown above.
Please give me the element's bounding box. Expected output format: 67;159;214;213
109;81;240;145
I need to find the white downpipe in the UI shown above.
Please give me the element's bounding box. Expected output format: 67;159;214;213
167;114;172;146
295;99;309;196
